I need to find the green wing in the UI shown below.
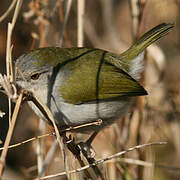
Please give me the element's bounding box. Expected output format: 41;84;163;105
60;50;147;104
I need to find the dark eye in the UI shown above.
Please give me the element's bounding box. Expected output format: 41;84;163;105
30;73;40;80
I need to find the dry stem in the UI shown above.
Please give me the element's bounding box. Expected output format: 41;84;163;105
0;0;17;23
36;142;167;180
0;91;23;178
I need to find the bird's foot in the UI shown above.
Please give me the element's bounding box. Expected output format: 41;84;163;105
78;141;96;158
77;131;98;158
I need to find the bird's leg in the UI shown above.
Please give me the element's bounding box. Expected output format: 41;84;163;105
63;131;98;159
60;132;93;178
78;131;105;179
60;133;81;157
62;132;104;179
86;131;99;145
78;131;99;159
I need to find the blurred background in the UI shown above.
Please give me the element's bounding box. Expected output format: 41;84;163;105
0;0;180;179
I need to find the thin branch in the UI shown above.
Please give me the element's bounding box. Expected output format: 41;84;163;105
36;142;167;180
61;119;102;132
0;0;17;23
0;119;102;151
6;0;23;80
107;158;180;171
0;1;23;178
31;93;63;156
0;91;23;177
95;142;167;165
0;133;54;151
6;0;23;127
37;119;45;177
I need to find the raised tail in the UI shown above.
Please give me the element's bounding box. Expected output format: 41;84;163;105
121;23;174;61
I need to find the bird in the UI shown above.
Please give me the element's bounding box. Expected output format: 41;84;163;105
15;23;173;139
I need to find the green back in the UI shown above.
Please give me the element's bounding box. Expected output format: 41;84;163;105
58;49;147;104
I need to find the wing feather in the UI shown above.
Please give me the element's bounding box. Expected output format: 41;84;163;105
60;50;147;104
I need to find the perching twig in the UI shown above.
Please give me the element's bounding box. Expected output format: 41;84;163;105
0;132;54;151
36;141;167;180
0;120;102;151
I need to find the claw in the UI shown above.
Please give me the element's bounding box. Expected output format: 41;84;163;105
78;141;96;158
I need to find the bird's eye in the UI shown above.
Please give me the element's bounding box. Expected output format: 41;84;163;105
30;73;40;80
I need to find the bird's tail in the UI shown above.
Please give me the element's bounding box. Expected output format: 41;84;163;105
121;23;174;61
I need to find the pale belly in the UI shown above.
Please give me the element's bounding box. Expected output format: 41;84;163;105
49;97;131;132
28;94;131;132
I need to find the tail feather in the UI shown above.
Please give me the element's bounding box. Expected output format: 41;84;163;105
121;23;174;61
